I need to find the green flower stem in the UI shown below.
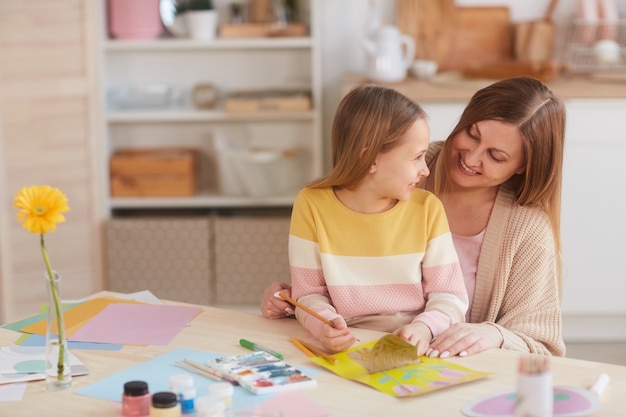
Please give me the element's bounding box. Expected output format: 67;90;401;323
40;233;65;381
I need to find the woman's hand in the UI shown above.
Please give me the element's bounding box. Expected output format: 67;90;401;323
260;282;293;319
393;321;432;356
318;317;356;353
427;322;504;358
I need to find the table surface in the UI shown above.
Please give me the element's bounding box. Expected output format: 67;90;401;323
2;292;625;416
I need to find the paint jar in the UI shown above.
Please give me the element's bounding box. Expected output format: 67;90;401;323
150;391;181;417
208;382;234;409
515;356;553;417
195;396;226;417
122;380;151;417
169;374;196;415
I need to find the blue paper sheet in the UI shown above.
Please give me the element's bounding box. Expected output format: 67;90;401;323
75;347;320;410
19;334;122;351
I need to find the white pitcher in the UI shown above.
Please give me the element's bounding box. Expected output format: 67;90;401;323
363;25;415;82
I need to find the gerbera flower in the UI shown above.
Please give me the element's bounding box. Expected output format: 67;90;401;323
13;185;71;388
13;185;69;234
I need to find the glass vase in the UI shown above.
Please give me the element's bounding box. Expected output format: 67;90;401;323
45;270;72;391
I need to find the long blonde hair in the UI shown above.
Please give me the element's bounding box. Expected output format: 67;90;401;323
308;85;427;189
431;77;566;289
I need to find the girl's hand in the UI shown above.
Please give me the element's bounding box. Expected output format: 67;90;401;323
427;322;504;358
318;317;356;353
260;282;293;319
393;322;432;356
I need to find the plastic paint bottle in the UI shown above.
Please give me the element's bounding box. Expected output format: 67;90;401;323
150;391;181;417
207;382;234;409
195;396;226;417
169;374;196;415
122;380;151;417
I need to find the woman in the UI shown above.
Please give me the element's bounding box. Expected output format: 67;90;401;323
261;77;566;357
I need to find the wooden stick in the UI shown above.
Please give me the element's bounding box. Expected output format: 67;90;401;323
184;358;238;385
276;291;336;328
174;361;221;381
290;337;315;358
296;339;339;365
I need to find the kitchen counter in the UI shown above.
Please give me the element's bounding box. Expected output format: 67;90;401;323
343;72;626;101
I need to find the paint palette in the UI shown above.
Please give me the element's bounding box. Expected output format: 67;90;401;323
462;386;600;417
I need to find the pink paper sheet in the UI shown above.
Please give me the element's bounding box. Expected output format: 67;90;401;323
69;303;202;345
258;390;328;417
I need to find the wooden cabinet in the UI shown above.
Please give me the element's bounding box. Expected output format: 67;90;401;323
559;99;626;341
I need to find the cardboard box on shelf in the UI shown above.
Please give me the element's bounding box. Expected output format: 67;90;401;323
213;132;307;198
110;147;198;197
224;89;311;113
219;22;306;38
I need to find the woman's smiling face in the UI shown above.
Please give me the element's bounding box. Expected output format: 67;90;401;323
447;120;526;190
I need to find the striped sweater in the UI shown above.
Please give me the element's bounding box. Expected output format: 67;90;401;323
289;187;468;339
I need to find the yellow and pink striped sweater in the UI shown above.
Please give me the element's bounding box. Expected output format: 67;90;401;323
289;187;468;340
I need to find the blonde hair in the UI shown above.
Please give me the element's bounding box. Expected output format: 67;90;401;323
431;77;566;289
308;85;427;190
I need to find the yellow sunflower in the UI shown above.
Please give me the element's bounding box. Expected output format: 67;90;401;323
13;185;69;234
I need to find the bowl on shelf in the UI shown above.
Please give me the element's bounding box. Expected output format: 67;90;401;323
106;84;184;110
410;59;438;80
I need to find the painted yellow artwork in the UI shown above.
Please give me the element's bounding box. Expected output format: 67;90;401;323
309;335;492;397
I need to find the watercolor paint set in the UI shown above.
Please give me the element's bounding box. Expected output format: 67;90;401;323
206;351;317;395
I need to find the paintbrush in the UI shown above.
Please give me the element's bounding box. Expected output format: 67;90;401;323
296;338;339;365
275;291;336;328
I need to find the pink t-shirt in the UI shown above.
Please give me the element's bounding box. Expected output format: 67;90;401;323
452;230;485;322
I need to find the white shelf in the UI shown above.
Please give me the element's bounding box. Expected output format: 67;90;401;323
98;0;321;214
110;193;297;209
106;109;316;123
103;37;313;51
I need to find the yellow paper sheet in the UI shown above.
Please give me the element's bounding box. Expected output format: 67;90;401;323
309;337;492;397
21;297;145;337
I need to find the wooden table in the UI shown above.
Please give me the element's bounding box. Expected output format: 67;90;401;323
2;292;625;416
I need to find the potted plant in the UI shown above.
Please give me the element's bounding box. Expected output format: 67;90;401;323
176;0;214;13
176;0;217;40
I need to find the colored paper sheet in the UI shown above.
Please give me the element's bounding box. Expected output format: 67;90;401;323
0;382;27;402
257;391;329;417
76;348;321;412
309;338;491;397
1;302;80;332
461;386;600;417
18;333;122;351
0;346;89;385
20;297;145;337
69;303;202;345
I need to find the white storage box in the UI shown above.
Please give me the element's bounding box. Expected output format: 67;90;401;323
214;135;306;197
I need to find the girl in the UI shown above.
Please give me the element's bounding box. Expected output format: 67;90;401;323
289;85;468;354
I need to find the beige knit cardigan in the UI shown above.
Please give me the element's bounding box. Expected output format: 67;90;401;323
428;141;565;356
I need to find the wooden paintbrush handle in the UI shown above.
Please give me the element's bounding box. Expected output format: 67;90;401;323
276;291;336;328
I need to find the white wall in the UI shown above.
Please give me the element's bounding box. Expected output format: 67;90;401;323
317;0;626;159
318;1;626;342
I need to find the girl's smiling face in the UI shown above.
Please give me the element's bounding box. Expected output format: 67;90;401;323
447;120;526;190
371;118;431;201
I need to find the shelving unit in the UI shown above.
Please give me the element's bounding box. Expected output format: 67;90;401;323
96;0;321;306
97;0;322;216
